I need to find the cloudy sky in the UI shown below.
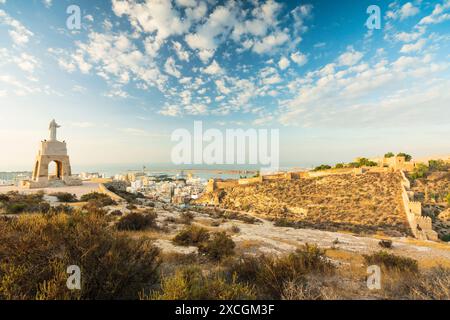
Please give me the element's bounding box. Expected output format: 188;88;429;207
0;0;449;170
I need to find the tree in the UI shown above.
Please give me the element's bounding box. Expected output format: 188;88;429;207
428;160;448;171
356;158;378;167
397;153;412;161
335;163;344;169
384;152;395;158
410;164;428;180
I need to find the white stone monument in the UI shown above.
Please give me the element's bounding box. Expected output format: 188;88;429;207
21;120;82;188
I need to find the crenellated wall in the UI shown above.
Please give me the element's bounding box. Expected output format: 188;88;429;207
400;170;438;241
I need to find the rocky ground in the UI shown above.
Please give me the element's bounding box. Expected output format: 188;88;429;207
123;204;450;269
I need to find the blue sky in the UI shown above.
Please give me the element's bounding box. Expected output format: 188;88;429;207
0;0;449;170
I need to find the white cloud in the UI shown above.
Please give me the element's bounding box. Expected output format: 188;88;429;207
0;9;34;45
387;2;420;21
419;0;450;25
202;60;223;75
164;56;181;78
279;53;449;128
278;56;290;70
112;0;190;58
399;2;419;20
185;3;237;63
159;104;181;117
290;51;308;66
394;28;425;42
252;30;289;54
172;41;189;62
338;49;363;66
14;53;39;73
400;38;426;53
43;0;52;8
72;85;87;93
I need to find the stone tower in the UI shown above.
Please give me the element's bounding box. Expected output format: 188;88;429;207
21;120;81;188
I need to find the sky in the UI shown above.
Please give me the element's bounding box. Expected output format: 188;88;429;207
0;0;449;171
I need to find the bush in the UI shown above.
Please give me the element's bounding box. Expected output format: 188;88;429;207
1;192;50;215
179;211;194;225
80;192;116;207
384;152;395;158
150;267;255;300
446;194;450;207
335;163;344;169
116;211;157;231
230;225;240;233
313;165;331;171
50;192;78;203
0;212;161;299
363;251;418;273
49;204;73;214
227;244;335;299
199;232;235;261
378;239;393;249
173;226;210;246
410;164;429;180
428;160;448;171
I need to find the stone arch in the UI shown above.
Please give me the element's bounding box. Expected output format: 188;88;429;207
48;160;63;180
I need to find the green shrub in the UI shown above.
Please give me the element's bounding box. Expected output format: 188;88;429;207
228;244;335;299
335;163;344;169
0;212;161;299
199;232;235;261
150;267;255;300
1;192;50;215
173;226;210;246
410;164;429;180
384;152;395;158
363;251;418;273
116;211;157;231
80;192;116;207
313;165;331;171
49;204;73;214
49;192;78;203
446;194;450;207
428;160;448;171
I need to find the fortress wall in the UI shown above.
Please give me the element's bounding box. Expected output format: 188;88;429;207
400;171;438;241
216;180;239;189
98;183;124;202
238;176;263;185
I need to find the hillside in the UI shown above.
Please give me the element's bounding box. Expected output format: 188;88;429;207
198;172;411;236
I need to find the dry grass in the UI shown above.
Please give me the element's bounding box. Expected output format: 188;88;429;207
209;172;410;236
